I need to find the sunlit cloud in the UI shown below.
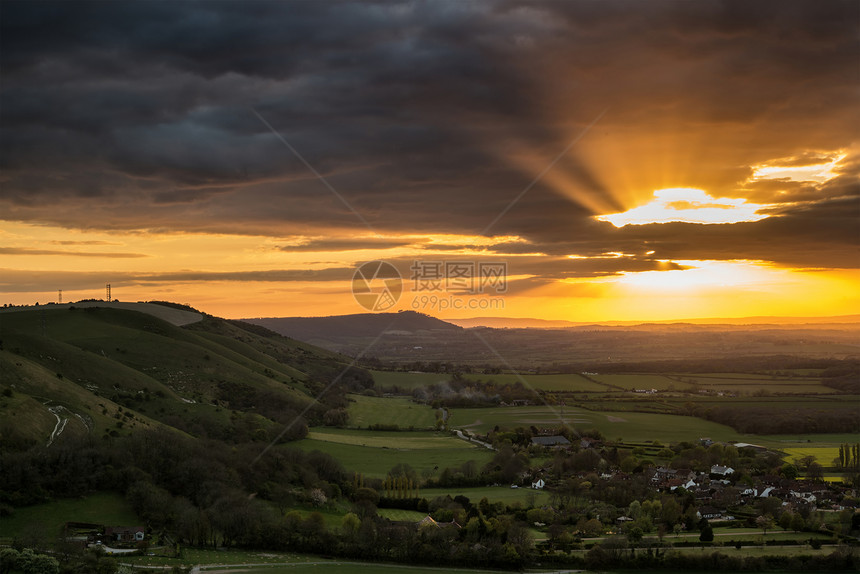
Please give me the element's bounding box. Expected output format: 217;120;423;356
567;252;635;260
750;151;845;184
596;188;774;227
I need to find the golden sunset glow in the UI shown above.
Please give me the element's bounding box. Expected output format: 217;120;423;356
3;217;858;322
750;152;846;184
596;188;773;227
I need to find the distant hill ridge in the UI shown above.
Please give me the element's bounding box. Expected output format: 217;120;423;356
244;310;461;341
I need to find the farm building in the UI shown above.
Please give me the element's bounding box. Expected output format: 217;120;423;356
104;526;144;542
710;465;734;476
698;506;723;520
418;515;461;529
531;436;570;447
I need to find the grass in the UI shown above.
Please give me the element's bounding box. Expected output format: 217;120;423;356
377;508;428;521
124;549;515;573
347;394;439;429
370;370;452;390
369;370;610;392
233;566;510;574
306;428;465;449
287;506;351;530
290;430;494;478
198;564;511;573
684;397;855;410
467;373;609;392
591;374;689;391
0;493;139;539
123;548;318;568
451;405;749;443
672;372;834;395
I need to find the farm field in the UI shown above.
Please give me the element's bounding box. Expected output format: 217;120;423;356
780;446;841;467
376;508;428;522
306;428;466;450
369;370;452;390
200;564;527;574
676;371;836;395
371;370;611;392
290;429;493;478
368;369;841;400
124;549;533;572
0;493;138;540
693;380;835;394
122;545;845;573
678;397;854;409
591;373;691;391
347;394;439;429
752;433;859;452
463;373;610;392
451;405;750;444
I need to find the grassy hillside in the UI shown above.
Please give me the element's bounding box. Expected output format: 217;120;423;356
244;310;461;348
0;304;367;448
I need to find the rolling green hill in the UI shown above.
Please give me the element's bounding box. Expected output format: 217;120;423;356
0;304;369;449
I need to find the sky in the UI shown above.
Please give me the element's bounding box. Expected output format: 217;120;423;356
1;0;858;322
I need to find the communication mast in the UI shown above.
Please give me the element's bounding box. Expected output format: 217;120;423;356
58;289;63;304
106;283;111;301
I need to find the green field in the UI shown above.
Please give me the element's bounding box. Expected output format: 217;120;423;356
0;493;139;539
123;548;526;572
687;397;854;410
675;372;833;395
371;370;611;393
377;508;428;522
208;566;512;574
347;394;439;429
750;434;860;459
306;428;467;450
451;405;751;443
465;373;610;392
370;370;452;390
369;368;837;397
591;374;690;391
291;429;493;478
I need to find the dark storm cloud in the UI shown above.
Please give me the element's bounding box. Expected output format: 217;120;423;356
0;266;354;293
1;0;857;279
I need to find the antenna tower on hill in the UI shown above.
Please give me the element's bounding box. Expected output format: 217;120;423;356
106;283;111;301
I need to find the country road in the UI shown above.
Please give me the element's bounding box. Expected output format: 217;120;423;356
455;429;495;450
